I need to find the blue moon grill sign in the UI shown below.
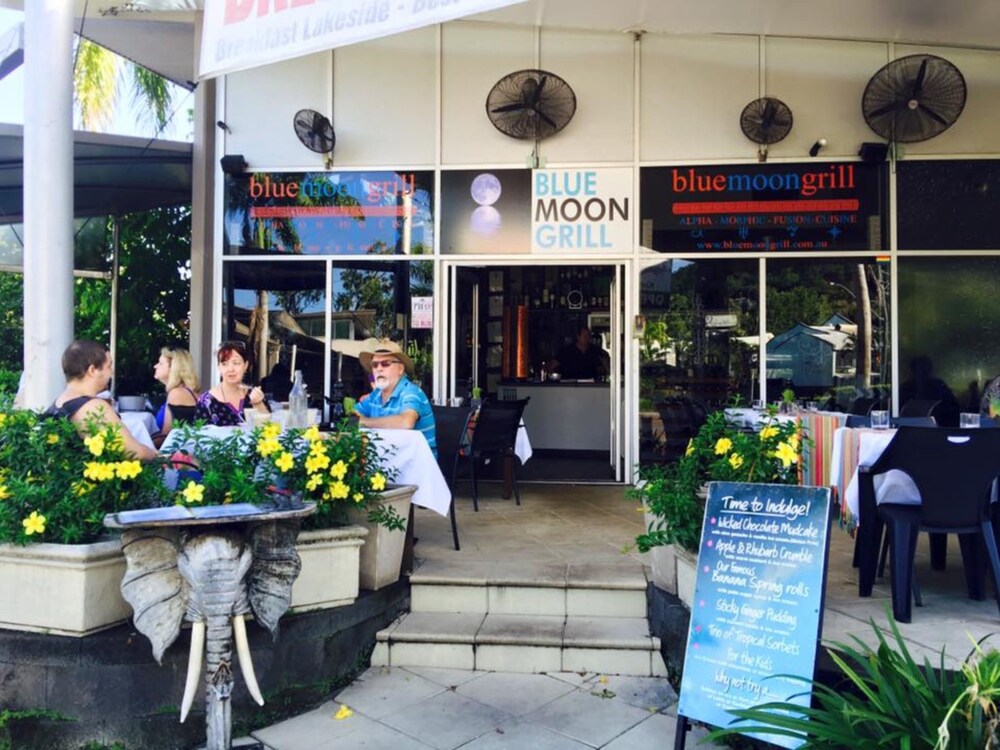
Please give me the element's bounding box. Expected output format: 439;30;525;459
532;168;633;253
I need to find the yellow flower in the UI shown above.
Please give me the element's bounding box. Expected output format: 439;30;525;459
22;510;46;536
223;492;233;504
262;422;282;440
789;433;800;451
353;493;364;503
330;460;348;480
306;454;330;474
114;460;143;480
334;704;353;720
728;453;744;469
714;437;732;455
0;484;8;500
182;481;205;504
0;413;6;426
308;441;328;458
773;442;798;468
46;434;59;445
759;426;778;441
275;452;295;473
306;474;323;491
370;472;386;492
83;462;116;481
84;434;106;457
329;481;350;499
303;425;321;443
684;439;694;456
257;437;281;457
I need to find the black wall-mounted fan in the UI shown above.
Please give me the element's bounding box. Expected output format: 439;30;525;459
486;69;576;140
740;97;793;145
862;54;966;143
293;109;336;154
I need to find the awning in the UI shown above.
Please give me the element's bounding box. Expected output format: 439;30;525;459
0;123;192;224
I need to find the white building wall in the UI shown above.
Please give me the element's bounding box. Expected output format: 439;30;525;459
221;27;1000;166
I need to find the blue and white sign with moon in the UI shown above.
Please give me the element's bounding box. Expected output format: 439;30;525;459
471;173;503;235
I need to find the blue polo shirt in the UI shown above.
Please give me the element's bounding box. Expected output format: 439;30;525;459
355;375;437;457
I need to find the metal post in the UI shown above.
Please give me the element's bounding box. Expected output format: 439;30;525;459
23;0;74;408
109;216;121;395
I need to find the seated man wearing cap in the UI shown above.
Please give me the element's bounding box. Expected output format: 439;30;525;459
354;340;437;457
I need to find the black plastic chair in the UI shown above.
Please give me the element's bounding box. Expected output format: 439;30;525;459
461;397;530;511
899;399;941;418
856;427;1000;623
890;416;937;428
430;404;469;551
849;396;878;416
846;414;871;428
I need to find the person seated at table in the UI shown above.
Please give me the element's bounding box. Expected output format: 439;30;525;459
45;339;158;460
354;339;437;457
899;354;960;426
260;361;292;402
981;372;1000;416
195;340;269;426
548;326;607;381
152;347;200;443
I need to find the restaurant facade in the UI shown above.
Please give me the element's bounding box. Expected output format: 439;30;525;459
208;22;1000;483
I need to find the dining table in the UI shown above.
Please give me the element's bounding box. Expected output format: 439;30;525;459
160;425;452;516
120;410;157;451
829;426;920;526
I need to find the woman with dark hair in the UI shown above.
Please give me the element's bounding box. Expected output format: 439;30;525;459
46;339;159;460
195;341;269;426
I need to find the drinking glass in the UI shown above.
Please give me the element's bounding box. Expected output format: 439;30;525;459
960;412;981;429
871;410;890;429
806;401;819;411
449;397;465;407
751;399;764;410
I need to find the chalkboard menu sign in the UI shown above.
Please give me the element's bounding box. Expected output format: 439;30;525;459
641;163;887;253
677;481;832;749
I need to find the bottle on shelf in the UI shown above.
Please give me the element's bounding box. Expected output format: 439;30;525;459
287;370;308;429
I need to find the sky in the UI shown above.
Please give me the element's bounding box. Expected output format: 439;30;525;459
0;8;192;142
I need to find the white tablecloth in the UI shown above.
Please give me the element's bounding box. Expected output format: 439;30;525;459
366;428;451;516
724;408;797;430
121;411;157;450
515;422;532;464
830;427;921;521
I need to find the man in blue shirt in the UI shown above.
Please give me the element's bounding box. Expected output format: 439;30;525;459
355;340;437;457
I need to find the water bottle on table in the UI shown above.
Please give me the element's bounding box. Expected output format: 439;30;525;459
288;370;308;429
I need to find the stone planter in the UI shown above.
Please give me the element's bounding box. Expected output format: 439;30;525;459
290;525;367;612
346;485;415;591
0;539;130;636
642;507;698;610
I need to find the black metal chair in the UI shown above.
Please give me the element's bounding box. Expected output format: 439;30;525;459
856;427;1000;623
430;404;469;551
460;397;530;511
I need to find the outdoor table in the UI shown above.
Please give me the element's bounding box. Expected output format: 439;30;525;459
120;410;157;450
161;425;452;516
830;427;920;525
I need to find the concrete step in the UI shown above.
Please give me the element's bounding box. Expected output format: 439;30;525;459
372;612;667;677
410;560;649;618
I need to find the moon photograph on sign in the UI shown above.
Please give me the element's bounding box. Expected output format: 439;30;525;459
471;205;501;235
470;173;502;206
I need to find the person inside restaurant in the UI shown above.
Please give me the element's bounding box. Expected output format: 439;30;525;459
152;347;200;444
353;339;437;456
548;326;608;381
45;339;159;461
195;341;270;426
898;354;960;426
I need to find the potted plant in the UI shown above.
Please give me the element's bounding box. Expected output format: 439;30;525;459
631;402;801;605
0;405;170;635
169;419;410;602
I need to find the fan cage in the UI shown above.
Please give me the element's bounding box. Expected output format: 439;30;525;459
485;69;577;141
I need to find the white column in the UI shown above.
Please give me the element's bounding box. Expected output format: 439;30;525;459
22;1;74;409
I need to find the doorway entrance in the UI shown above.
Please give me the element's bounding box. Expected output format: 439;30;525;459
443;261;628;483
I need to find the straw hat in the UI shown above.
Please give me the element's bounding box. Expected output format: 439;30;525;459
359;339;414;376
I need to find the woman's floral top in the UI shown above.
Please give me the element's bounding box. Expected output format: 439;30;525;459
195;391;246;426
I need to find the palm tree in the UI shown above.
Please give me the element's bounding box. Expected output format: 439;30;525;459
73;38;173;135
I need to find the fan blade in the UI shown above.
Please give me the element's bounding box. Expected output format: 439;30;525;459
492;102;530;113
535;75;547;100
917;102;950;127
535;106;557;130
912;57;929;98
760;101;777;130
311;112;324;132
294;115;313;131
867;99;907;119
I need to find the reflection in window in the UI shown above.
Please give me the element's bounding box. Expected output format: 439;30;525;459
765;260;890;412
222;261;327;402
899;257;1000;422
639;260;757;461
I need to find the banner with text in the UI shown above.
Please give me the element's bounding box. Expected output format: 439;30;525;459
200;0;528;79
678;481;832;749
532;168;632;253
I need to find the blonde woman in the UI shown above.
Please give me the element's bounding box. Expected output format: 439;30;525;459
153;347;200;439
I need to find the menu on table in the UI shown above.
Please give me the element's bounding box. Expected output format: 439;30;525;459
677;481;832;749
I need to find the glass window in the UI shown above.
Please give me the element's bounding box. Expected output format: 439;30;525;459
223;171;434;256
765;259;891;412
898;256;1000;423
639;259;757;461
